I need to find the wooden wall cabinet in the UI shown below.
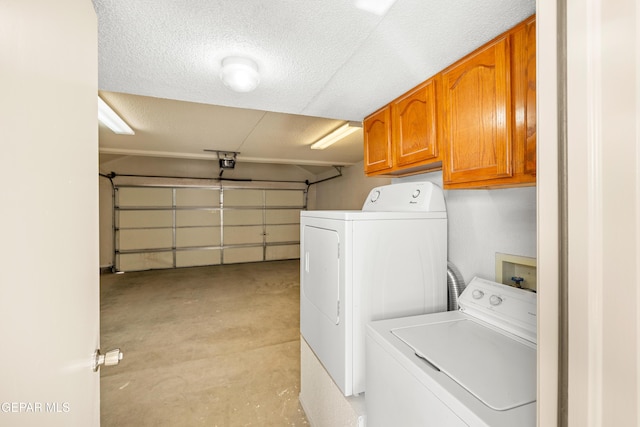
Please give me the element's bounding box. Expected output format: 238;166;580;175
440;16;536;189
363;105;393;174
362;15;536;188
440;35;512;186
514;16;537;179
364;76;441;176
392;77;440;169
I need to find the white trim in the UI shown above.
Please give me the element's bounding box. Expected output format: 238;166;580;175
566;0;594;423
585;0;604;424
566;0;640;424
536;0;560;424
636;1;640;422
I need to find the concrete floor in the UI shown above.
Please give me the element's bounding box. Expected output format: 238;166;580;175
100;260;309;426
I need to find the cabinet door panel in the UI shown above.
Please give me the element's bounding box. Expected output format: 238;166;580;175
363;106;392;174
392;78;439;166
524;18;536;175
511;16;537;181
442;36;512;185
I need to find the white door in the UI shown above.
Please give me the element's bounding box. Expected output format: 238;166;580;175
301;225;341;325
0;1;100;426
538;0;640;425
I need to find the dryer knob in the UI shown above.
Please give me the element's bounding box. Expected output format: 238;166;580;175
412;189;421;198
371;190;381;202
490;295;503;306
472;289;484;299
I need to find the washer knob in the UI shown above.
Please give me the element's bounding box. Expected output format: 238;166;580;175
371;190;380;202
472;289;484;299
490;295;503;306
412;189;421;198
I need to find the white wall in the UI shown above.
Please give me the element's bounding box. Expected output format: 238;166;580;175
395;171;536;285
308;161;391;210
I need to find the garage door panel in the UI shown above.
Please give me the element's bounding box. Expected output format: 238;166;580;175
266;190;305;206
176;249;221;267
176;188;220;207
118;210;172;228
265;209;301;225
176;210;220;227
118;229;172;250
176;227;220;247
224;226;264;245
114;185;304;271
224;247;263;264
118;187;172;207
266;225;300;243
118;251;173;271
223;210;263;226
266;244;300;260
224;189;262;206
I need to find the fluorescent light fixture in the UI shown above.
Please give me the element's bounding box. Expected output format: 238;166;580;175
97;97;134;135
310;122;361;150
220;56;260;93
354;0;397;15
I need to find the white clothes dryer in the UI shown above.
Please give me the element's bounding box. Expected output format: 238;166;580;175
366;277;537;427
300;181;448;396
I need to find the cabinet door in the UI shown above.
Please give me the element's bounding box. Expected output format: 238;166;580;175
511;16;537;180
392;77;439;167
363;106;392;174
441;35;512;185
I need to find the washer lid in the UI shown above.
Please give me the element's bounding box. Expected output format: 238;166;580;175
391;318;536;411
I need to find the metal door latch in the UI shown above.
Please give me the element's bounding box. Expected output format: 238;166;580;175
92;348;123;372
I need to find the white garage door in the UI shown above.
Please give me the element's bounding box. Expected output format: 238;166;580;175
114;184;305;271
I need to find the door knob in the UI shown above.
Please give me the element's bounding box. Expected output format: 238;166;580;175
92;348;123;372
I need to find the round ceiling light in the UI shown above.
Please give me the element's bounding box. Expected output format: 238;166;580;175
220;56;260;93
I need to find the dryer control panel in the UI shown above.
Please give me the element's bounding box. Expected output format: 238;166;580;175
459;277;537;344
362;182;446;212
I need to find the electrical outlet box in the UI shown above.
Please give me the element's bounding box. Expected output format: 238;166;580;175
495;253;537;292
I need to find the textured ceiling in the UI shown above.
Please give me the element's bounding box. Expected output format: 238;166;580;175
94;0;535;167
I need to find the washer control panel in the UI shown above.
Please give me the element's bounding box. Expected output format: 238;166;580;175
362;182;446;212
459;277;537;343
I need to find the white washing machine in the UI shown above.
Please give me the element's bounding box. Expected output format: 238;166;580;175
300;181;448;397
366;277;537;427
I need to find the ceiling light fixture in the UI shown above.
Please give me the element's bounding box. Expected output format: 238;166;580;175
310;122;362;150
220;56;260;93
97;96;134;135
354;0;397;15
